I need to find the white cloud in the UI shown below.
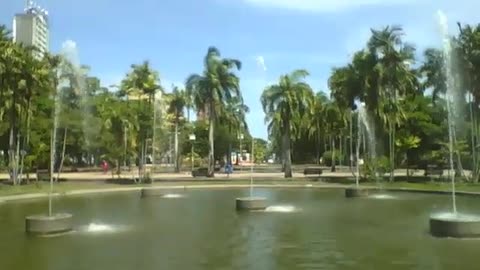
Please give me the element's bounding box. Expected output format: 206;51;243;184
243;0;415;12
255;56;267;71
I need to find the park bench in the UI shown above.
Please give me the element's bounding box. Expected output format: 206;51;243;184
303;167;323;175
192;168;209;177
192;166;221;177
424;165;444;177
36;169;51;181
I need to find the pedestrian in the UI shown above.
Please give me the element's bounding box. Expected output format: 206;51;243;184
102;160;109;174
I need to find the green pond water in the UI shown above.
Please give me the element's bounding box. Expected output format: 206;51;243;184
1;188;480;270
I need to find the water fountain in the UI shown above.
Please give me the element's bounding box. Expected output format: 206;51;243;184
346;102;371;198
236;139;267;211
142;91;163;197
429;11;480;238
25;41;82;235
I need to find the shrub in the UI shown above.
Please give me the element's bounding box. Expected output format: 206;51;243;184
322;150;344;166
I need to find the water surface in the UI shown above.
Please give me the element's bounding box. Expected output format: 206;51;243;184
1;188;479;270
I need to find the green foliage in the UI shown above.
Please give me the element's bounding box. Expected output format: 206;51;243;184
361;156;391;180
4;21;480;184
253;138;267;163
322;151;344;167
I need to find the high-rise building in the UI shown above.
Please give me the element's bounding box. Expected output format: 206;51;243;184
13;0;49;59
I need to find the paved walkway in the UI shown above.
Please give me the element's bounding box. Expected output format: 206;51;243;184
0;167;439;181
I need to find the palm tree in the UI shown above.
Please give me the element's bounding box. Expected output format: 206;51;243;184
453;23;480;181
324;101;347;172
261;69;314;178
219;96;249;166
420;48;446;102
329;66;359;170
307;92;328;164
367;25;417;181
120;61;161;180
18;48;51;183
166;86;186;173
185;47;242;177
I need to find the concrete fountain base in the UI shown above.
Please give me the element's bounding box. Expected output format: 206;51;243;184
430;213;480;238
236;197;267;211
141;187;164;197
345;187;369;198
25;213;73;235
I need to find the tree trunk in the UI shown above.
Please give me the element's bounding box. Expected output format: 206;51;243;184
405;152;410;181
116;159;121;177
474;107;480;182
339;135;343;167
8;98;17;185
138;140;143;181
349;112;353;170
207;102;215;177
227;143;232;166
331;136;336;172
389;120;395;182
57;128;68;181
469;98;477;182
19;99;32;184
283;125;293;178
174;121;180;173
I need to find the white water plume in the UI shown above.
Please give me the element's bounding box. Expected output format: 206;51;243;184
162;193;184;198
81;222;126;233
431;212;480;222
264;205;298;213
369;194;396;200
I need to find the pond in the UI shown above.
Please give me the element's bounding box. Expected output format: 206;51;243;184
1;188;479;270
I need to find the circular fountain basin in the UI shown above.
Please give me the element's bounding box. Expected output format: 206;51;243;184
141;187;164;197
430;213;480;238
25;213;73;235
345;187;369;198
236;197;267;211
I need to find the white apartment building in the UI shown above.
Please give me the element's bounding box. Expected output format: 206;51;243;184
13;1;49;59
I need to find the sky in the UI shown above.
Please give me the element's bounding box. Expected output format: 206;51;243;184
1;0;479;139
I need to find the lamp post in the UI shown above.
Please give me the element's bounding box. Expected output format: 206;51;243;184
189;134;196;172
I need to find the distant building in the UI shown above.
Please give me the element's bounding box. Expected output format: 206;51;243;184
13;0;49;59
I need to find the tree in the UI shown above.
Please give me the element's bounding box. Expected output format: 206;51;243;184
120;61;161;180
219;96;249;166
166;86;186;173
367;25;417;181
186;47;242;177
261;69;314;178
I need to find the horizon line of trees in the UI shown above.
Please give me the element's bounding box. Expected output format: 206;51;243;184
3;20;480;183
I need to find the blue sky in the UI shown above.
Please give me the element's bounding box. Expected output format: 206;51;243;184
1;0;479;139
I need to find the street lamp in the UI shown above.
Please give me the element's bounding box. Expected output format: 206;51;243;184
189;134;196;172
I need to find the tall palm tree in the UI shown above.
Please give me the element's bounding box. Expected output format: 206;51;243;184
420;48;446;102
219;96;249;166
166;86;186;173
120;61;161;180
307;92;328;164
454;23;480;181
185;47;242;177
329;66;358;170
261;69;314;178
367;25;417;181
